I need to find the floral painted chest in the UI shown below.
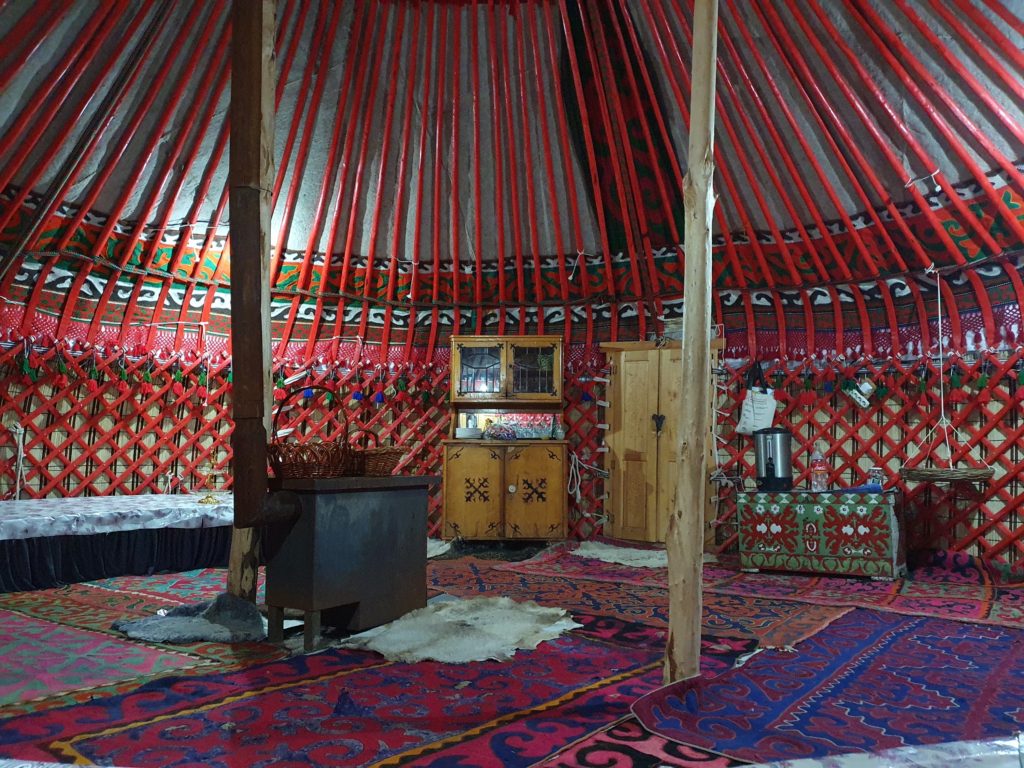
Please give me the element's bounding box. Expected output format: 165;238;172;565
736;491;906;579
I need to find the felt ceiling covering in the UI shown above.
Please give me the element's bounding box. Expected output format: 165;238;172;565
0;0;1020;354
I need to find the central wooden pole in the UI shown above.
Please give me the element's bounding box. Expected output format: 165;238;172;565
664;0;719;683
227;0;276;599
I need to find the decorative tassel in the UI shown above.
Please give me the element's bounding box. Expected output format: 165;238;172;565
171;366;185;398
196;367;209;402
393;376;410;405
372;381;386;405
273;373;288;401
351;377;364;402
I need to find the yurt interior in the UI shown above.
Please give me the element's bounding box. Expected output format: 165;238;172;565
1;1;1023;766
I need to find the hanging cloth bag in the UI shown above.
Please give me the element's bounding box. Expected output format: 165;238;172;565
736;362;776;435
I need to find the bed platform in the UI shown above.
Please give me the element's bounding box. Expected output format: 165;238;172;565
0;494;235;592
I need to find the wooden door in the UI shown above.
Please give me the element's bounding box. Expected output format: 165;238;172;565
605;350;660;541
504;443;566;539
443;443;504;539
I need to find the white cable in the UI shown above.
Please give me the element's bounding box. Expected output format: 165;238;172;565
9;423;25;501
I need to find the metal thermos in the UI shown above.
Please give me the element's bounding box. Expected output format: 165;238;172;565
754;427;793;491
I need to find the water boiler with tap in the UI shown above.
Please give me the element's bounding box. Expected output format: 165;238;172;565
753;427;793;492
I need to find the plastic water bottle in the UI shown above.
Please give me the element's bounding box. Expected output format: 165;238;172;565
810;444;829;492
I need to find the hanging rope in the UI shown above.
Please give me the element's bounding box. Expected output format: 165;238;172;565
901;265;993;482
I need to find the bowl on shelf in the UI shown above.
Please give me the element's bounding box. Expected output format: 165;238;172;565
455;427;483;439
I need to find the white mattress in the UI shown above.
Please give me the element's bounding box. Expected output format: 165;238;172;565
0;493;234;542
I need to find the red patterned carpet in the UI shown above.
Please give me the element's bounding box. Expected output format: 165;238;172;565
2;548;1016;766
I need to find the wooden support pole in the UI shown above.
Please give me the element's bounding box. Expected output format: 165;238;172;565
664;0;718;683
228;0;276;600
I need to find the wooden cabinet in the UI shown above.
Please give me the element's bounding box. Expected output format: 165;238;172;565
443;441;566;540
601;340;723;544
451;335;562;405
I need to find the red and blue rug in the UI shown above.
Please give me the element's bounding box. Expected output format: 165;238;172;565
496;545;1024;630
0;613;754;768
430;558;848;648
632;607;1024;763
536;716;746;768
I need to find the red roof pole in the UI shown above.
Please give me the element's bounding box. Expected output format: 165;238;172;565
640;0;755;351
287;4;375;363
449;5;463;341
0;1;75;92
425;4;450;362
271;3;348;360
496;7;527;334
574;0;649;338
92;15;231;348
471;4;485;333
525;2;573;341
540;0;590;311
46;7;202;343
487;1;509;336
794;0;996;346
378;5;424;357
514;7;546;334
399;2;437;358
556;0;621;339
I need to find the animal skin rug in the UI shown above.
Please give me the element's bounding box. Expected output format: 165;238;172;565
340;596;581;663
112;593;267;643
427;538;453;559
570;541;669;569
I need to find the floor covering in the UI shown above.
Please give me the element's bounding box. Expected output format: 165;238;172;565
0;543;1020;766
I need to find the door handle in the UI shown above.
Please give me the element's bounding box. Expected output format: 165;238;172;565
652;413;665;433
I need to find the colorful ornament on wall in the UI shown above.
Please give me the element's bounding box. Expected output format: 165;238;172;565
798;371;816;408
116;362;131;395
139;365;154;398
171;366;185;398
273;372;288;401
946;365;968;405
393;376;410;405
821;366;836;394
196;366;209;401
974;363;992;405
53;353;70;389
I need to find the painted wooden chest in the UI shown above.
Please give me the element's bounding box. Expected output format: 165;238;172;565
736;490;906;579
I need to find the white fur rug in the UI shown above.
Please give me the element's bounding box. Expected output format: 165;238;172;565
570;541;669;568
340;596;580;663
427;538;452;559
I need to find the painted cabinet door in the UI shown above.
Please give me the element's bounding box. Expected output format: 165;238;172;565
606;350;661;542
504;443;566;539
443;444;504;539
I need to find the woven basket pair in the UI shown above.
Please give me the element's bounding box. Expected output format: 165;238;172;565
350;430;405;477
268;385;404;479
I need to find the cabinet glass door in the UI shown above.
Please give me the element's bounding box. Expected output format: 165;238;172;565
454;342;504;399
508;341;560;400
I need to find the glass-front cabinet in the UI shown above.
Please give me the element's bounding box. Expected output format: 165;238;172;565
451;335;562;404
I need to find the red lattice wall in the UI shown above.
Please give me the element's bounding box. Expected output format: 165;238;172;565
1;338;1021;565
708;351;1024;568
0;340;607;540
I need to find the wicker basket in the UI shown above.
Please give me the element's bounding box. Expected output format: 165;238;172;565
268;385;356;479
899;466;994;483
352;430;405;477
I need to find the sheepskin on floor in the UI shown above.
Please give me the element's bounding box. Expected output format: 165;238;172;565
340;596;580;663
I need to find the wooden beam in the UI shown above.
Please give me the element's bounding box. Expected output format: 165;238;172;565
664;0;719;683
228;0;276;599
